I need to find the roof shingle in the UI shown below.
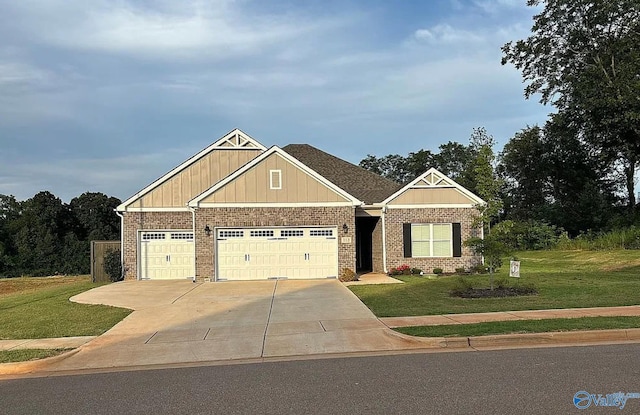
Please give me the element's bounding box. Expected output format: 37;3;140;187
282;144;402;204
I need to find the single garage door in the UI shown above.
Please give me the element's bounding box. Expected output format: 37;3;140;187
216;227;338;280
139;231;195;280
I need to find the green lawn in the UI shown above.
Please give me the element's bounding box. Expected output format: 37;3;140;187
0;349;72;364
0;276;131;339
350;250;640;317
396;316;640;338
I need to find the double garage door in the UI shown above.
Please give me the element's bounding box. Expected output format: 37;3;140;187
216;227;338;280
139;231;195;280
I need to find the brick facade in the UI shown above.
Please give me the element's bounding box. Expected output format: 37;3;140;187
384;207;482;273
194;206;355;281
371;218;384;273
122;207;356;281
121;206;480;280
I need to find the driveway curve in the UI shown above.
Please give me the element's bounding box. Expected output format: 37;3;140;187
49;279;430;371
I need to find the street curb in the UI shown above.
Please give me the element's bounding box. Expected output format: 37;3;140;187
0;348;81;376
390;327;640;350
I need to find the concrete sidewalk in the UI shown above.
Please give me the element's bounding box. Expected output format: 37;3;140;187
381;305;640;328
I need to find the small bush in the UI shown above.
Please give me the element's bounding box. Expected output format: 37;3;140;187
103;249;123;282
450;276;474;296
410;267;423;275
433;268;443;275
470;264;488;274
388;264;412;276
454;267;467;275
339;268;358;282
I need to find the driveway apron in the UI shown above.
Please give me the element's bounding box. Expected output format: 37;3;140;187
48;279;426;371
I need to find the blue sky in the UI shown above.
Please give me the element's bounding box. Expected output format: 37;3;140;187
0;0;548;202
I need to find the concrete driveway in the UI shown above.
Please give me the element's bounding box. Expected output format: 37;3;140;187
49;279;427;371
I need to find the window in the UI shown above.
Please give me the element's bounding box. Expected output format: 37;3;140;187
406;224;456;258
310;229;333;237
270;170;282;189
170;232;194;240
281;229;304;237
142;233;166;240
218;230;244;238
250;230;275;237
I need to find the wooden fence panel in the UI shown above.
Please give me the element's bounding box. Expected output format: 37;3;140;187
91;241;121;283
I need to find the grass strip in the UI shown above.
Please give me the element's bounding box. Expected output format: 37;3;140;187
0;348;72;364
395;316;640;338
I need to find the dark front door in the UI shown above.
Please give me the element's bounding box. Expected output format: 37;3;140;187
356;217;379;272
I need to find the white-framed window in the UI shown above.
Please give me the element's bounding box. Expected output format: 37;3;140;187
170;232;194;240
411;223;453;257
310;229;333;237
270;170;282;189
250;230;275;237
281;229;304;237
219;230;244;238
142;232;166;240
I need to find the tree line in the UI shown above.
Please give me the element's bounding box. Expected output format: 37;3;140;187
0;192;121;277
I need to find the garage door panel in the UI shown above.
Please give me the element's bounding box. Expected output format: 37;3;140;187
139;231;194;280
216;227;338;281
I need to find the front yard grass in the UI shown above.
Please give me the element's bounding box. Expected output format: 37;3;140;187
0;276;131;339
349;250;640;317
396;316;640;338
0;349;72;364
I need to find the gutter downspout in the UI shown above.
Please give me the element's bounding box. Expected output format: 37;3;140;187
189;206;197;283
114;209;125;280
381;205;388;273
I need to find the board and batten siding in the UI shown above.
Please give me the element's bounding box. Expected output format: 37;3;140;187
388;187;475;205
200;153;350;204
129;149;261;208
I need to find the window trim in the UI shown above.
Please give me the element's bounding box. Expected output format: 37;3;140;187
410;223;453;258
270;169;282;190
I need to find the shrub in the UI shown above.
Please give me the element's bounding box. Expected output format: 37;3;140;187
389;264;412;276
433;268;443;275
470;264;488;274
103;249;123;282
339;268;358;282
454;267;467;274
450;276;474;296
410;267;423;275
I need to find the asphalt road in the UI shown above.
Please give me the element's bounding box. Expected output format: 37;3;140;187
2;344;640;414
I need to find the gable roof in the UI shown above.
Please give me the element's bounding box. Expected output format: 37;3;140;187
381;167;485;206
189;146;363;207
282;144;402;205
117;129;265;211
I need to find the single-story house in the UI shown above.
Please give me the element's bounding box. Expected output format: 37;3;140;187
116;129;483;281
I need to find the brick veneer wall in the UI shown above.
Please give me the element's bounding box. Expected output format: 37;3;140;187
372;218;384;273
384;208;482;273
195;206;355;281
122;211;193;280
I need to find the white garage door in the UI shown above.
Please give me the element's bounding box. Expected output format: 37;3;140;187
216;227;338;280
139;231;195;280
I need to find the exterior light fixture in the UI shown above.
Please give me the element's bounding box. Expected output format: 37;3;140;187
204;225;212;236
342;224;349;234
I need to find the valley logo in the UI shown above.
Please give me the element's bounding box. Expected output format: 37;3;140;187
573;390;640;410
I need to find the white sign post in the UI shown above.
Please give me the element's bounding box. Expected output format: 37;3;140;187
509;260;520;278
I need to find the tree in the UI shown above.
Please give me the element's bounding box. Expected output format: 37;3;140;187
70;192;121;241
432;141;478;193
502;0;640;211
465;128;507;290
499;126;551;221
359;154;411;183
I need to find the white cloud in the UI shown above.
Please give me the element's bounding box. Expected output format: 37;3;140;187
6;0;337;60
414;24;485;44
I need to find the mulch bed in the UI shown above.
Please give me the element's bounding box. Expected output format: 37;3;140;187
451;286;538;298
